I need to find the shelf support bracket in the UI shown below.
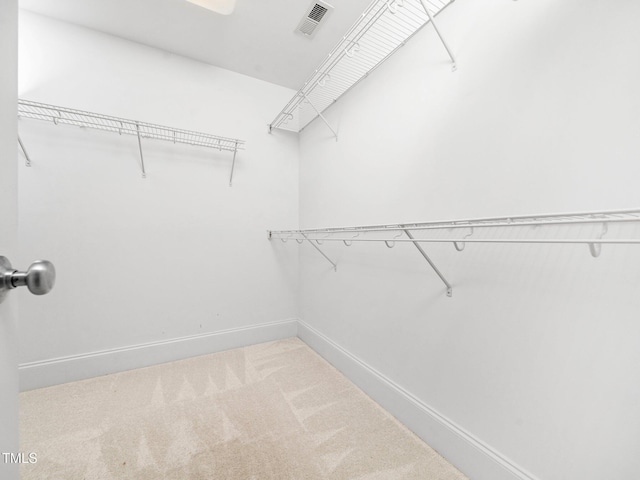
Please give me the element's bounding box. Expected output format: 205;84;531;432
135;122;147;179
419;0;457;71
229;142;238;187
302;233;337;271
303;95;338;141
403;228;453;297
17;134;31;167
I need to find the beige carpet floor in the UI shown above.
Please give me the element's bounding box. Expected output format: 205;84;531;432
20;337;467;480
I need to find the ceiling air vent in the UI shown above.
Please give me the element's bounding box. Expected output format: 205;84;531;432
296;1;334;38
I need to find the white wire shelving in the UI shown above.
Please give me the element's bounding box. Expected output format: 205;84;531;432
269;0;455;138
17;99;246;185
268;209;640;297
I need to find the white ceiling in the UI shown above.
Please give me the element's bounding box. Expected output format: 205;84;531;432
19;0;373;90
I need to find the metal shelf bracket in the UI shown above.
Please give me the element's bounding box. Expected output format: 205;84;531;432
403;228;453;297
303;95;338;141
419;0;457;70
135;122;147;178
303;233;338;271
229;142;239;187
17;134;31;167
268;230;337;272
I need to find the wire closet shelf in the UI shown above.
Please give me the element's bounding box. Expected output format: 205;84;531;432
269;0;453;135
17;99;246;183
269;209;640;297
18;100;245;152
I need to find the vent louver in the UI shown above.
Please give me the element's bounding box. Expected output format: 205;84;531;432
308;4;328;22
296;1;333;38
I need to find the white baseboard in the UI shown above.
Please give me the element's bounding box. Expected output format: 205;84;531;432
297;320;540;480
19;319;298;391
20;317;539;480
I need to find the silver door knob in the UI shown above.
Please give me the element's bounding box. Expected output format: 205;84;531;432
0;256;56;303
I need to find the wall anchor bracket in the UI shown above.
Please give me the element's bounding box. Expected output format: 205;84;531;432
403;228;453;297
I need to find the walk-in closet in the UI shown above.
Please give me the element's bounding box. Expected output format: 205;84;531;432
1;0;639;479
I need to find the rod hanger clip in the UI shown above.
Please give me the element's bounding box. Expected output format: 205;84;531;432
384;232;403;248
454;227;474;251
281;233;293;243
589;223;608;258
317;73;331;87
316;233;330;245
346;42;360;58
387;0;404;14
344;233;359;247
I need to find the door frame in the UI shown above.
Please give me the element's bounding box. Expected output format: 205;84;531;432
0;0;20;478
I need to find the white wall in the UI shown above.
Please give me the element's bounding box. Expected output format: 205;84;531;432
296;1;640;479
17;12;300;387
